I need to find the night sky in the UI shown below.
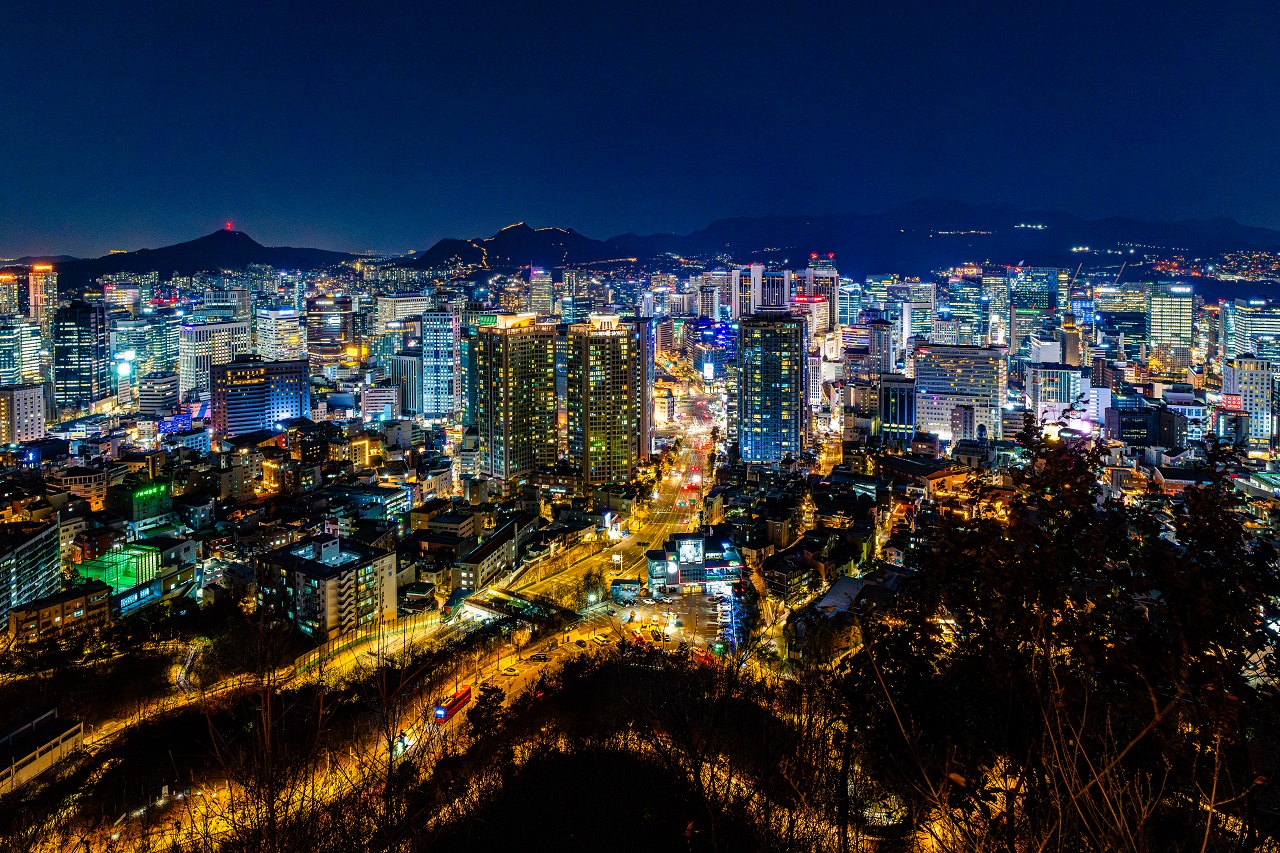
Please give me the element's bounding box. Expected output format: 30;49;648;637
2;0;1277;257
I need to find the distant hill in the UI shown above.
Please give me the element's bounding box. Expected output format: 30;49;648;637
407;201;1280;283
53;229;354;287
0;255;81;266
404;222;618;272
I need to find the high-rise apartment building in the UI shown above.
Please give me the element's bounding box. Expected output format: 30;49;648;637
54;301;111;414
913;343;1009;443
738;310;806;464
179;320;251;397
255;305;306;361
0;272;20;315
566;312;649;484
27;265;56;344
0;520;61;626
475;313;557;482
0;385;46;443
210;356;311;436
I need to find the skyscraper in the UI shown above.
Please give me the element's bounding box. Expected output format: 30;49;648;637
28;265;56;344
529;268;554;316
868;319;895;374
1148;284;1194;368
420;311;461;421
179;319;251;397
255;305;306;361
54;301;111;415
0;317;42;386
738;310;806;464
210;356;311;436
475;313;557;482
566;311;649;484
305;295;354;372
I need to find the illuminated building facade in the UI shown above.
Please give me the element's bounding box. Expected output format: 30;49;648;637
178;319;250;396
210;355;310;436
738;310;806;464
475;313;557;482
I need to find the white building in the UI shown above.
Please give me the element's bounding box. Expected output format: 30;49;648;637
179;320;250;397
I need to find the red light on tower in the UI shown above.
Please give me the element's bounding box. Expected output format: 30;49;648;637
225;222;233;231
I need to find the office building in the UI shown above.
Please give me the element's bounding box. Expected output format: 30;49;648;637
566;311;648;484
1223;354;1272;450
204;287;252;321
305;295;354;371
137;371;180;418
391;348;424;414
1148;284;1194;369
376;292;436;330
0;317;42;386
868;319;895;374
475;313;557;482
0;520;61;626
210;356;311;436
420;311;461;421
255;305;305;361
179;320;251;396
738;310;806;464
0;385;45;443
913;343;1008;443
361;384;401;421
529;269;554;316
54;301;111;415
877;373;915;447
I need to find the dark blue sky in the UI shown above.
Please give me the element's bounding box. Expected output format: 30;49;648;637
2;0;1278;257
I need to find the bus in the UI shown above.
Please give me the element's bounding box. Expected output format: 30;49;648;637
434;685;472;722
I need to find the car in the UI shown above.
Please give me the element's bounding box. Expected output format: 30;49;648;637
574;639;588;648
592;635;609;646
501;667;519;677
650;630;664;642
529;653;550;662
642;598;656;606
606;608;617;616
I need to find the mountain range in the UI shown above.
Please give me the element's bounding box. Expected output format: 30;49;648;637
18;201;1280;292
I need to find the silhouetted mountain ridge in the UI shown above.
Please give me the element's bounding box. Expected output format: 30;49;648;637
54;229;355;286
409;201;1280;281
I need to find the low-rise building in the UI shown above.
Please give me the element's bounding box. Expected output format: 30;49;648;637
0;709;83;794
7;580;112;643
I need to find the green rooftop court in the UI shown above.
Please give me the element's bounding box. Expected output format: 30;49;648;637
77;545;161;595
